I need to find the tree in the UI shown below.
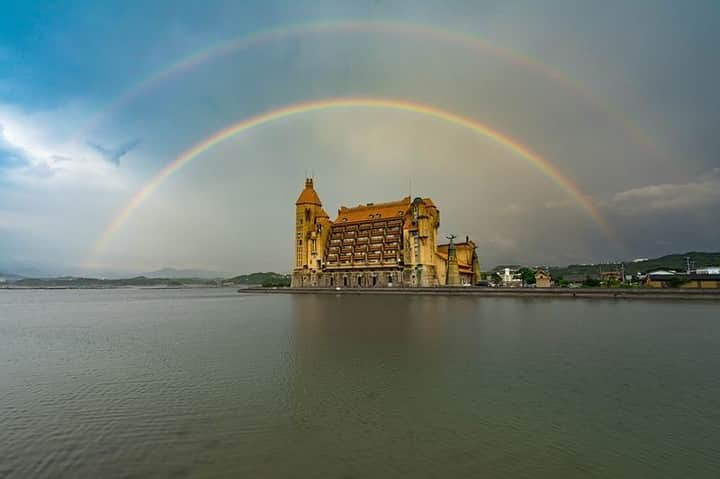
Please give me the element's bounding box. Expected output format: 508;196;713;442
518;268;536;286
582;276;601;288
665;276;688;288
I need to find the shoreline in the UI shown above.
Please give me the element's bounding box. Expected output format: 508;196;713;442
238;287;720;300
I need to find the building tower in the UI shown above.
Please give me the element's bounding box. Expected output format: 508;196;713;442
445;234;461;286
292;178;329;287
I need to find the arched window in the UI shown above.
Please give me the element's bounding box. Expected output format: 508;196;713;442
343;276;348;287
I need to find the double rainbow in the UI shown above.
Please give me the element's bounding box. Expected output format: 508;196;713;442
79;20;660;158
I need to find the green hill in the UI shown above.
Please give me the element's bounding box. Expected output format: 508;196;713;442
226;272;291;287
549;252;720;279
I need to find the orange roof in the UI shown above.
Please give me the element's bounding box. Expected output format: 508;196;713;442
334;197;411;223
296;179;322;206
317;208;329;218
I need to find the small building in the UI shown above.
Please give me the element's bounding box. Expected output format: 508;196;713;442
695;267;720;275
535;270;552;288
500;268;522;288
600;271;622;282
646;269;677;276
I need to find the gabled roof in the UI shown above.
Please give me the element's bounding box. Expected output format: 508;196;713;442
334;197;412;223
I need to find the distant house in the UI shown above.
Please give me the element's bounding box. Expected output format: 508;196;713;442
600;271;622;282
695;267;720;275
647;269;676;275
535;270;552;288
501;268;523;288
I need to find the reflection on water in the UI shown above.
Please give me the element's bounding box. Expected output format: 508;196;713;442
1;289;719;478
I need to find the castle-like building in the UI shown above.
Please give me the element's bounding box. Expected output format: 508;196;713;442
292;178;480;288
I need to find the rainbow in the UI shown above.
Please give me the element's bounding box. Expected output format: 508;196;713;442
87;97;615;261
78;20;661;157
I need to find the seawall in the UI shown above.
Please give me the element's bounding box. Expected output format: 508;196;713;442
238;287;720;300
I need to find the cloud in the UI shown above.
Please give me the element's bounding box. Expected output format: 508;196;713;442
0;124;31;170
0;102;140;186
87;138;141;166
610;169;720;215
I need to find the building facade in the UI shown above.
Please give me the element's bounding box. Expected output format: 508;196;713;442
644;273;720;289
291;179;480;288
535;270;552;288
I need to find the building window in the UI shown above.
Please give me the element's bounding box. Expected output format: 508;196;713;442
298;240;302;246
343;276;348;287
372;276;377;287
330;276;334;286
387;274;393;285
357;276;362;286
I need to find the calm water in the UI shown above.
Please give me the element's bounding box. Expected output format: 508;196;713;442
1;289;719;478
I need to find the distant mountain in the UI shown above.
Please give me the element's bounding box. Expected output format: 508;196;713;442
620;252;720;274
8;276;217;288
548;251;720;279
143;268;229;279
0;271;24;282
226;272;291;286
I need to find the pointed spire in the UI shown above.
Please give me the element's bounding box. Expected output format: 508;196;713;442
296;178;322;206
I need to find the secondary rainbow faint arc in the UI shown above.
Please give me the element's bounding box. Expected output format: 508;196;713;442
88;97;615;260
79;20;660;157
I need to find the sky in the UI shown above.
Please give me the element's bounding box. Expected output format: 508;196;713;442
1;0;719;276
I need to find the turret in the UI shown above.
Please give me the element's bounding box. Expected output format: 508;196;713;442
293;178;328;286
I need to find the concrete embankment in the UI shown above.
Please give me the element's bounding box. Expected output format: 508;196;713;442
238;287;720;300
